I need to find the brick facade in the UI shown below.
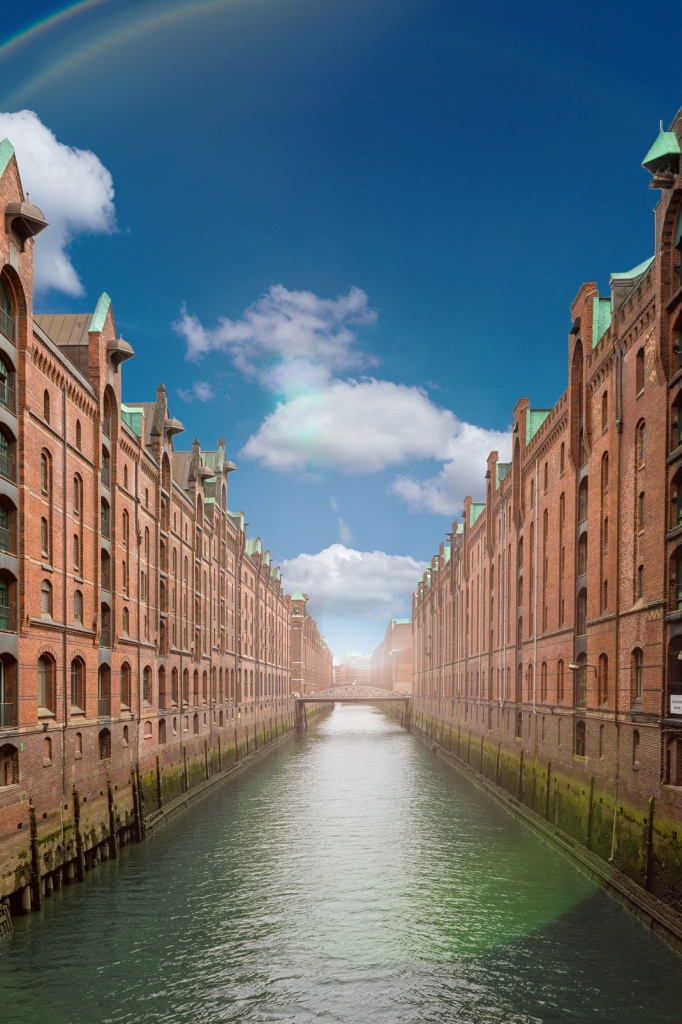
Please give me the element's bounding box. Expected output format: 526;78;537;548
290;590;333;693
412;111;682;902
0;140;325;910
370;619;412;693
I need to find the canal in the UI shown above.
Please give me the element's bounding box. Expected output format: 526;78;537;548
1;704;681;1023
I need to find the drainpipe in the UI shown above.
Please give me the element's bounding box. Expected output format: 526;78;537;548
61;384;68;850
610;341;624;861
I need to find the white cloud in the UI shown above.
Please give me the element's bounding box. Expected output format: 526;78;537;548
392;422;512;515
281;543;424;620
177;381;215;403
338;518;353;544
241;377;457;473
0;110;115;296
175;284;377;389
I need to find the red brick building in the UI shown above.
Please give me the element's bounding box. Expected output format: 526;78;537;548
370;619;412;693
0;138;327;912
412;111;682;901
290;590;333;693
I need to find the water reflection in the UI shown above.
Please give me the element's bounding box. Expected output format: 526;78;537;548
1;704;680;1024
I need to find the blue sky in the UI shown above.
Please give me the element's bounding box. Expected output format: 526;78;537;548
0;0;678;656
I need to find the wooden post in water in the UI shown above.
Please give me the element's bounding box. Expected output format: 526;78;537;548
107;780;118;859
586;775;595;849
545;760;552;821
156;755;163;808
29;805;42;912
72;785;85;881
645;797;656;892
136;764;146;840
518;748;524;802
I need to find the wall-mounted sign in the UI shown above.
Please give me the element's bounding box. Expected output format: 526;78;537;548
670;695;682;715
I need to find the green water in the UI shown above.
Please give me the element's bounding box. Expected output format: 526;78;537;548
1;705;680;1023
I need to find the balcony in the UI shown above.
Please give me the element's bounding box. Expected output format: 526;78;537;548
0;381;14;414
0;308;14;344
0;701;15;728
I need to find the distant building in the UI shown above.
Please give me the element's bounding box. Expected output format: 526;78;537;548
290;591;333;693
370;619;413;693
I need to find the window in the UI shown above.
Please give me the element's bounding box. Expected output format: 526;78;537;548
40;452;49;493
101;499;110;538
159;718;167;745
637;421;646;466
123;464;128;490
101;550;111;591
100;604;110;647
43;390;50;423
602;453;609;494
603;517;609;554
74;590;83;624
41;579;52;617
529;478;535;507
577;588;587;636
75;731;82;757
143;666;152;705
602;579;608;612
578;479;588;521
101;446;110;487
578;428;586;467
575;719;586;757
560;442;565;475
0;500;14;554
193;712;199;734
40;517;49;560
632;729;640;766
540;662;547;702
71;658;85;711
636;348;645;394
122;559;128;592
122;725;128;747
122;606;129;634
515;710;523;737
43;736;52;764
543;462;548;493
637;564;644;599
145;488;149;509
38;655;55;712
557;659;564;703
598;653;608;706
632;647;643;700
98;728;111;761
171;667;179;706
518;537;524;568
0;356;14;412
73;476;81;515
578;533;587;576
638;491;645;531
75;419;81;450
122;510;129;544
601;390;608;431
120;663;131;709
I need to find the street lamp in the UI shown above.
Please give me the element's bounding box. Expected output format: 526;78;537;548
568;662;597;675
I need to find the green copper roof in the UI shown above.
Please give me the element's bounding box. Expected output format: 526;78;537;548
642;130;680;172
610;256;654;282
0;139;14;179
469;503;485;527
592;296;611;348
495;461;511;490
291;589;305;601
456;523;463;535
443;544;451;564
121;404;143;437
525;410;551;446
245;538;262;556
89;292;111;333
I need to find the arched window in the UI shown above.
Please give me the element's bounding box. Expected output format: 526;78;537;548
0;497;16;554
515;711;523;738
575;719;586;757
100;603;110;647
43;735;52;763
73;475;81;515
0;657;17;728
515;662;523;703
182;668;189;704
638;491;645;531
0;354;14;413
143;666;152;705
122;606;129;634
601;390;608;431
632;647;643;700
518;537;524;567
632;729;640;765
41;579;52;618
598;653;608;706
543;461;548;493
637;564;644;599
101;498;110;538
636;348;645;394
38;655;55;712
578;534;587;576
603;516;609;555
526;663;533;703
578;479;588;521
98;664;110;716
40;452;49;493
40;517;49;560
159;718;167;745
577;588;587;636
637;421;646;466
158;666;166;709
71;658;85;711
73;589;83;624
75;419;82;450
601;452;609;495
540;662;547;702
103;393;112;438
101;446;110;487
98;728;111;761
171;667;179;706
75;731;82;757
560;442;565;475
193;669;199;704
578;428;586;467
43;389;50;423
101;550;111;591
0;743;18;785
193;712;199;734
120;663;131;708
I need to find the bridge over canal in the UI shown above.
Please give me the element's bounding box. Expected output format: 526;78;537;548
294;687;411;731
